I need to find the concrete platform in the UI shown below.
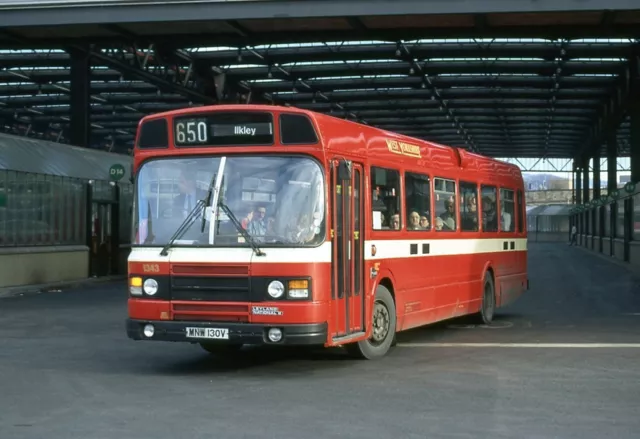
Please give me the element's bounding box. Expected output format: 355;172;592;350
1;242;639;439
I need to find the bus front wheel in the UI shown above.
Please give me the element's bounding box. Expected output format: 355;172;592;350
346;284;397;360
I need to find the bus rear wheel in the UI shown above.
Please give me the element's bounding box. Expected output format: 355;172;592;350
346;284;396;360
475;273;496;325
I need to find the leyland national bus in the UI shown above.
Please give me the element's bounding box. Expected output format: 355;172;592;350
126;104;528;359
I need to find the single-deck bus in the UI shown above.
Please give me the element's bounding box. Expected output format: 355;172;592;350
126;104;528;359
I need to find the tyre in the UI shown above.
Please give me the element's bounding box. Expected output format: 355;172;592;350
475;272;496;325
199;342;244;355
346;284;397;360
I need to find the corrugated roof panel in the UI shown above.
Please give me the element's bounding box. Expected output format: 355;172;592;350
0;133;132;181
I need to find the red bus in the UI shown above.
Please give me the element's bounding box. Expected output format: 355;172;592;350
126;104;528;359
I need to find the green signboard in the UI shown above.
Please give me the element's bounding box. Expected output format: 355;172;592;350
109;164;126;182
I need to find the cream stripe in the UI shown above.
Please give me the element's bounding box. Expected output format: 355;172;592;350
129;237;527;264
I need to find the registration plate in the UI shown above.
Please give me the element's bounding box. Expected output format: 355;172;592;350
185;327;229;340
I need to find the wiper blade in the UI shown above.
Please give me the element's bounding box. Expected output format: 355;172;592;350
159;199;205;256
201;172;218;233
219;202;265;256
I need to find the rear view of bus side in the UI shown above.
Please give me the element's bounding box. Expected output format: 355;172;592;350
126;104;528;360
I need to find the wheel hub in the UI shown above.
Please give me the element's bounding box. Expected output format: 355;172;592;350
371;301;390;343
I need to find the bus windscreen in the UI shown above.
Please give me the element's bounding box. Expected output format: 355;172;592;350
173;112;273;147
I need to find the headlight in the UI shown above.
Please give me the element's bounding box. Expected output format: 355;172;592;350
267;280;285;299
143;278;158;296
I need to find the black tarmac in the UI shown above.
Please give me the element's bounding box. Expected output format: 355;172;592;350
1;242;640;439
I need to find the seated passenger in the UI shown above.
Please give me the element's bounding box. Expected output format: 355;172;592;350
482;196;498;231
434;217;444;231
241;210;253;230
419;212;430;230
408;211;421;230
440;196;456;230
462;194;478;231
390;214;400;230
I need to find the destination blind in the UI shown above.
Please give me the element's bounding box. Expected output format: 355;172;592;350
173;112;274;147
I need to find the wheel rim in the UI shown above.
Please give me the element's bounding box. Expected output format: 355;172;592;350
370;300;391;345
484;281;494;320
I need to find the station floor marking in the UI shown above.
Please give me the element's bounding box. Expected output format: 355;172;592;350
397;342;640;348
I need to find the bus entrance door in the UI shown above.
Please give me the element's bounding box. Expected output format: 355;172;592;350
330;160;365;340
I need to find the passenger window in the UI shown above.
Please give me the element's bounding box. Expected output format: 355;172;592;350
371;167;401;230
499;188;515;232
481;185;498;232
517;189;525;233
434;177;456;231
404;172;431;231
459;181;479;232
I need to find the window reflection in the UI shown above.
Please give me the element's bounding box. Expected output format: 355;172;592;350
134;155;326;247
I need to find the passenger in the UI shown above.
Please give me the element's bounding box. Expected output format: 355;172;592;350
247;205;268;238
440;196;456;230
419;213;430;230
434;217;444;231
408;211;421;230
481;196;498;231
390;214;400;230
241;210;253;230
569;224;577;246
462;193;478;231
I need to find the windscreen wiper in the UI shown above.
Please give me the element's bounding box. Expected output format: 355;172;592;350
160;170;220;256
159;199;206;256
201;172;218;233
218;201;265;257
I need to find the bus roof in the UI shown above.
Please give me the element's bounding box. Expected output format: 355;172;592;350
139;104;521;177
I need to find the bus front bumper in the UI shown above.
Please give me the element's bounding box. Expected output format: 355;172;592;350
126;319;328;346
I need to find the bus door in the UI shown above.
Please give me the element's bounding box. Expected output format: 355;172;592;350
330;159;365;339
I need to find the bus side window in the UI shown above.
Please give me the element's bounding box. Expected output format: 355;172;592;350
481;185;498;232
459;181;479;232
371;167;401;230
499;188;515;232
434;177;456;232
404;172;431;231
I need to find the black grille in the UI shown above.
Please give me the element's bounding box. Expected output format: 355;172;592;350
171;276;250;302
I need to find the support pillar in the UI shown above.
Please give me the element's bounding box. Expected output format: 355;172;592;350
582;156;590;204
593;150;601;199
68;47;91;147
630;47;640;183
631;104;640;182
576;162;582;205
607;136;617;191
